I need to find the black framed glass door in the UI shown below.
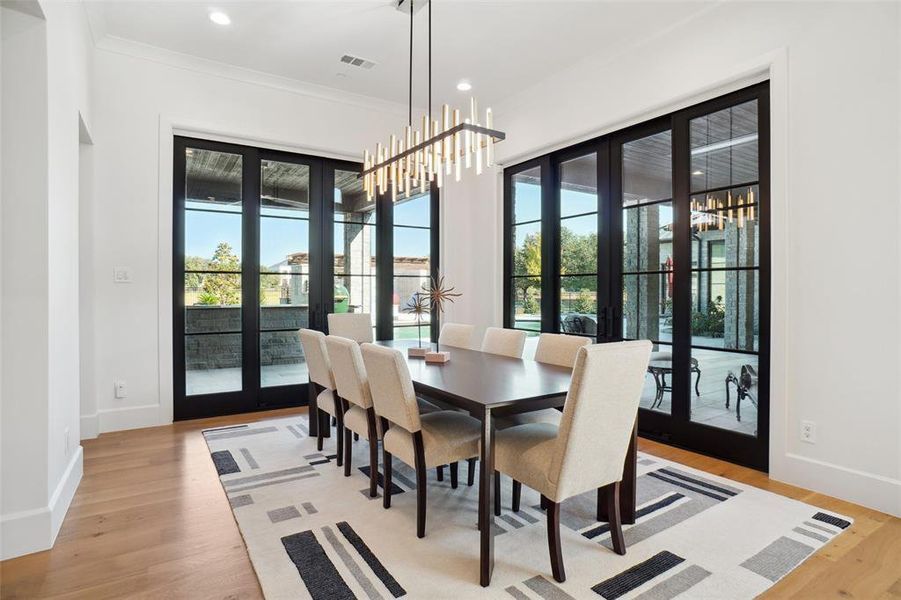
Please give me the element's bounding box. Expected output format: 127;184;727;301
504;82;770;470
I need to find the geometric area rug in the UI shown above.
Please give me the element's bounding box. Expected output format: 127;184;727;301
203;415;852;599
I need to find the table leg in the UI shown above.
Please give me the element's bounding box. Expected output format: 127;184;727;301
479;408;495;587
308;381;319;437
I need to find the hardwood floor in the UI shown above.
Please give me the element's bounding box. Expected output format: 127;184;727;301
1;408;898;599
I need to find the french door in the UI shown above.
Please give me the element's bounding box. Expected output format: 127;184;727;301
173;137;351;420
505;83;770;469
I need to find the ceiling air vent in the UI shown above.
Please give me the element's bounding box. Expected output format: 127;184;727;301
339;54;376;70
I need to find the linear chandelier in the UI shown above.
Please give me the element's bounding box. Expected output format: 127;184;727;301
361;0;505;201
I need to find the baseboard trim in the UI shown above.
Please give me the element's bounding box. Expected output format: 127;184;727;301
772;452;901;517
1;446;83;560
98;404;162;433
80;412;99;439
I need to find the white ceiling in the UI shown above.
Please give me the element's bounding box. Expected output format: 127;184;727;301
85;1;716;109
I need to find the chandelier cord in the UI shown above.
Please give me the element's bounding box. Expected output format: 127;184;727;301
408;0;413;127
428;0;432;124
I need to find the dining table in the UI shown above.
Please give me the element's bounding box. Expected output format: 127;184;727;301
309;338;638;587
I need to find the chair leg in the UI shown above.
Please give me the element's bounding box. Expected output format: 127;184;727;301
494;471;502;516
413;431;427;538
367;410;378;498
381;418;392;509
436;465;444;481
343;426;352;477
596;487;604;521
316;408;324;451
335;399;345;468
512;480;521;512
467;458;476;486
694;368;702;396
540;495;549;511
450;462;459;489
546;498;566;583
604;481;626;555
354;432;359;442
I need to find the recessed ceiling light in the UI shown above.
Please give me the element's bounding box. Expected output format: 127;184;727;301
209;11;231;26
456;80;472;92
692;170;704;176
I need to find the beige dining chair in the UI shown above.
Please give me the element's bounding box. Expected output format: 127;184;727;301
298;329;345;467
480;327;527;358
325;335;380;496
438;322;475;349
493;340;652;582
328;312;374;343
361;343;482;538
495;333;593;512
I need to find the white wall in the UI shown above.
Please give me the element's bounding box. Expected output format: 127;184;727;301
0;0;93;559
443;2;900;515
85;41;408;434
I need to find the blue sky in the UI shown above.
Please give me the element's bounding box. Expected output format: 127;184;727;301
186;191;431;267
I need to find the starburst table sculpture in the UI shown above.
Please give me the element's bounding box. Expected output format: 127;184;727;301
403;291;431;358
424;273;462;364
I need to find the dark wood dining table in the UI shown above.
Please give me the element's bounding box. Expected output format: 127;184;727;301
310;338;637;587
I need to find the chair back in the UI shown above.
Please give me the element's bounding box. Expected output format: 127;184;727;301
298;329;334;390
438;322;475;349
480;327;526;358
325;335;372;410
549;340;651;500
328;313;374;343
360;343;421;432
534;333;592;368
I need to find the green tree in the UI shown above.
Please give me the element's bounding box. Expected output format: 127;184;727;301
513;232;541;311
201;242;241;305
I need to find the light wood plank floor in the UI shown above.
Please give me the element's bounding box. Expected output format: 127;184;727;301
1;408;898;599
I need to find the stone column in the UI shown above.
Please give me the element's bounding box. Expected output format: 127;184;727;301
624;206;660;340
724;221;757;350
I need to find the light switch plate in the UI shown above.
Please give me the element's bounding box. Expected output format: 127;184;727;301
113;267;133;283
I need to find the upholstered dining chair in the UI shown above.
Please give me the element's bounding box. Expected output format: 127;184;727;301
328;312;374;343
493;340;652;582
496;333;593;513
298;329;345;467
438;322;475;349
361;343;482;538
480;327;527;358
325;335;380;496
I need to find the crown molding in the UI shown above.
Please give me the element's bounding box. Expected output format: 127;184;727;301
94;34;414;118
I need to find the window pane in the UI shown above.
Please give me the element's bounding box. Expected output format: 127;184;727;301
335;169;374;223
561;214;597;274
560;154;597;217
261;331;307;388
623;203;674;272
513;222;541;276
335;223;376;276
692;270;758;351
335;275;376;321
623;273;672;343
623;130;672;206
393;276;431;335
690;349;758;436
394;326;431;342
185;211;242;270
185;333;242;395
260;273;308;330
394;227;430;274
261;160;309;218
691;99;758;192
560;275;597;336
184;273;242;327
512;166;541;223
394;191;430;227
261;216;309;272
641;342;673;414
511;276;541;331
185;148;242;212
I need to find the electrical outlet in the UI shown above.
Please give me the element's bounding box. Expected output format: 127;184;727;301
800;420;816;444
113;267;133;283
115;380;128;399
